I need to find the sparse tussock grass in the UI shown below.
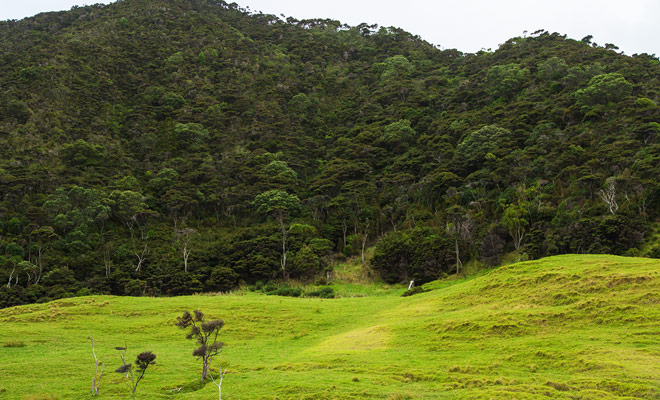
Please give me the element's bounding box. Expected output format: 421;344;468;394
3;340;25;348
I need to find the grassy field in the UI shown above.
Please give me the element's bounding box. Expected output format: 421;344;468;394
1;254;660;399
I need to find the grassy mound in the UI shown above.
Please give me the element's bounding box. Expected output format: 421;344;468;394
1;255;660;399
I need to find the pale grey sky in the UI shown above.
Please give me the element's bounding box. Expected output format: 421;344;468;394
2;0;658;56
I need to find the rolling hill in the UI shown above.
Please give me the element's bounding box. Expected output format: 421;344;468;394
1;255;659;399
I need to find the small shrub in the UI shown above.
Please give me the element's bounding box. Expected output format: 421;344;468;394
266;286;302;297
645;245;660;259
306;287;335;298
262;282;277;292
401;287;427;297
124;279;145;296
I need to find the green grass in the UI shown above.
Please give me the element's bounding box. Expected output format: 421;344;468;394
2;255;660;399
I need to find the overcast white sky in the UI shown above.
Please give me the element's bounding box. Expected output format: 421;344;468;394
2;0;658;56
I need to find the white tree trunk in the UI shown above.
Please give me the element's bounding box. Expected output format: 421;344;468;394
35;245;44;284
7;265;15;289
360;232;368;267
342;217;348;246
89;336;103;396
210;369;226;400
598;181;618;215
279;215;288;279
183;244;191;273
455;238;463;275
135;242;148;272
103;243;112;278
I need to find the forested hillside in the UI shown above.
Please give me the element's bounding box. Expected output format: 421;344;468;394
1;0;659;307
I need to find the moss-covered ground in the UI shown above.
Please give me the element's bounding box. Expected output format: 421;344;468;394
1;254;660;399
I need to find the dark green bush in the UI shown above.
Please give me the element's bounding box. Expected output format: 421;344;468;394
306;287;335;298
207;266;239;292
266;286;302;297
262;282;277;292
401;286;428;297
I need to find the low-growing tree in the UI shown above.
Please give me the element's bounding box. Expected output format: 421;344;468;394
176;310;225;383
115;347;156;400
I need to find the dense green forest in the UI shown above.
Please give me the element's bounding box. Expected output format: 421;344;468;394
1;0;659;307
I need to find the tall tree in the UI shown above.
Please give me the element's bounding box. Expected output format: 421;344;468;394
254;190;302;280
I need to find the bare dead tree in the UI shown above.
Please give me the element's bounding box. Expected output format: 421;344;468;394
103;242;114;278
28;226;56;285
359;221;370;268
7;261;17;289
182;234;192;273
17;260;37;287
129;219;149;273
6;269;14;288
126;213;152;273
632;183;653;221
209;367;227;400
89;335;103;396
446;221;464;274
134;241;148;272
34;244;45;284
175;227;196;273
598;179;618;215
278;215;289;278
445;208;474;275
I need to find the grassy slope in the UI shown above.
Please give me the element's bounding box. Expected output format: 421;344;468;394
1;255;660;399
